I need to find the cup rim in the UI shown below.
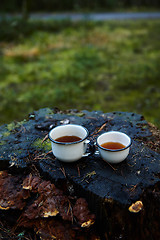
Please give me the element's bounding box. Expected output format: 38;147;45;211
96;131;132;152
48;124;89;145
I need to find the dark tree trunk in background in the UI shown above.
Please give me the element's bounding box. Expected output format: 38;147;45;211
22;0;29;20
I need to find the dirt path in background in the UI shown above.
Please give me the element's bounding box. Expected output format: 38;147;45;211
1;12;160;21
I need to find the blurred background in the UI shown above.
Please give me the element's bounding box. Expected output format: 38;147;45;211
0;0;160;127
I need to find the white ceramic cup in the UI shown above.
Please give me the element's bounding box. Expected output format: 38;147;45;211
96;131;131;164
49;124;91;162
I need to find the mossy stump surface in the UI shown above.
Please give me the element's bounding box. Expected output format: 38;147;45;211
0;108;160;240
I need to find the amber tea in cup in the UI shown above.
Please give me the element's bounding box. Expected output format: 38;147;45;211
49;124;93;162
55;135;82;143
100;142;126;150
97;131;131;164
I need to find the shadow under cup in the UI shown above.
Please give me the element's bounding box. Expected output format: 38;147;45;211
49;124;89;162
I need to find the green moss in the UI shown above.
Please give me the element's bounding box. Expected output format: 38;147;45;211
2;131;10;138
0;140;5;146
7;122;17;131
75;112;85;117
6;119;27;131
32;138;51;152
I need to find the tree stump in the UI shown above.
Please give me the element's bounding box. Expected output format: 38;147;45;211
0;108;160;239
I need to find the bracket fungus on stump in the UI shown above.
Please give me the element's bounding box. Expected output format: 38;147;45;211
0;172;97;240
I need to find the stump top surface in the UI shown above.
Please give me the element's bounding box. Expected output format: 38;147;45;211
0;108;159;205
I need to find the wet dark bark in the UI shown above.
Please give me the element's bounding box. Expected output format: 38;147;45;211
0;108;160;239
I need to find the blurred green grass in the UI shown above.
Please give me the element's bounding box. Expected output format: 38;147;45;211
0;19;160;127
